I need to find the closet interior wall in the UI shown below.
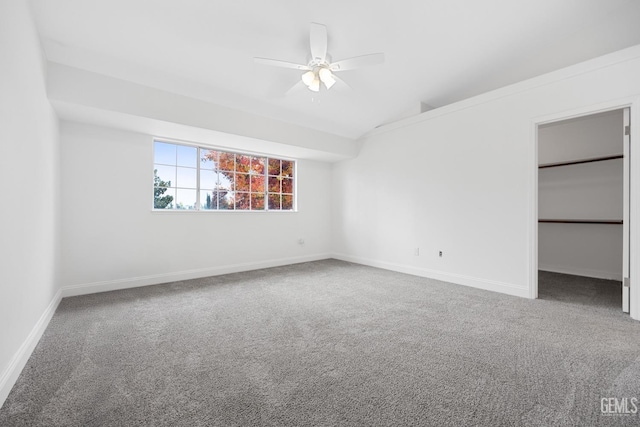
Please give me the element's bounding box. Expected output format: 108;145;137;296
538;110;624;281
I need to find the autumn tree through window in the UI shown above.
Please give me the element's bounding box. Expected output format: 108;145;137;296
153;140;295;211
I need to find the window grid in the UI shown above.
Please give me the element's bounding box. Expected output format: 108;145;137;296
153;141;295;211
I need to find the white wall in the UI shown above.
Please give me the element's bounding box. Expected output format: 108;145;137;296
332;103;531;297
332;45;640;301
538;110;624;280
60;122;332;295
0;0;60;405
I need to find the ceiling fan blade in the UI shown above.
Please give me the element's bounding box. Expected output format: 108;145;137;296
332;74;352;90
285;80;306;96
310;22;327;63
254;57;310;71
330;53;385;71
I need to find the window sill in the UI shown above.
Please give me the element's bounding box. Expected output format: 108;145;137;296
151;209;298;214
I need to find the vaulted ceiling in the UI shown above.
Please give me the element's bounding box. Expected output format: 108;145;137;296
30;0;640;139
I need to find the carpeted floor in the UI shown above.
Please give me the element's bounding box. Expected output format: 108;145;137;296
1;260;639;426
538;270;622;312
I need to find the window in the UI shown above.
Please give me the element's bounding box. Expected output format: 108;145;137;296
153;140;295;211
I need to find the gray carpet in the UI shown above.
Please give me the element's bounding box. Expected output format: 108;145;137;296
1;260;639;426
539;270;622;311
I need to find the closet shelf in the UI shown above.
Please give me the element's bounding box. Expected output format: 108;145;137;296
538;154;623;169
539;219;623;224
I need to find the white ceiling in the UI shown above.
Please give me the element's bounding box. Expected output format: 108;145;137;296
30;0;640;139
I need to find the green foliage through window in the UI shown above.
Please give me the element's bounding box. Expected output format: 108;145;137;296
153;169;174;209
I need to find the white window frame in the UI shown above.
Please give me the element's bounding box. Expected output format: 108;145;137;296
152;138;297;212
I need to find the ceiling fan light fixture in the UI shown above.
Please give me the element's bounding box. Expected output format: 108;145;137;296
319;67;336;89
308;76;320;92
301;70;316;87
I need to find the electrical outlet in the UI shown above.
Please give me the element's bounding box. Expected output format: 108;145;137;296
438;251;443;257
414;247;420;256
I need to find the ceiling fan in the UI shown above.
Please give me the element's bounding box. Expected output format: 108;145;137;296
254;23;384;92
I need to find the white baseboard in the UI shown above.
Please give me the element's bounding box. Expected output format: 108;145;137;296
332;253;529;298
61;253;332;297
0;289;62;408
538;263;623;281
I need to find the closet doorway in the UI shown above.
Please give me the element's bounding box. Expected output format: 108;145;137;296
537;108;630;313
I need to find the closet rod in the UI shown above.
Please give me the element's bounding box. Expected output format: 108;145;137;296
539;154;623;169
538;219;623;224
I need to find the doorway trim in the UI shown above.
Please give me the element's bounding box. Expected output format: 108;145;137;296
529;96;640;321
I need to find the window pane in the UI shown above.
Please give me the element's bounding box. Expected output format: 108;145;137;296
200;190;216;210
176;167;197;188
235;173;249;191
236;154;251;173
154;165;176;187
219;152;235;171
282;178;293;194
177;145;197;167
200;149;218;170
217;172;233;191
268;176;281;193
154;187;175;209
268;194;281;210
282;194;293;210
220;191;234;210
154;142;176;165
281;160;293;177
236;192;250;210
200;169;216;190
268;158;281;175
251;193;265;210
176;189;197;210
251;157;265;174
250;175;265;193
